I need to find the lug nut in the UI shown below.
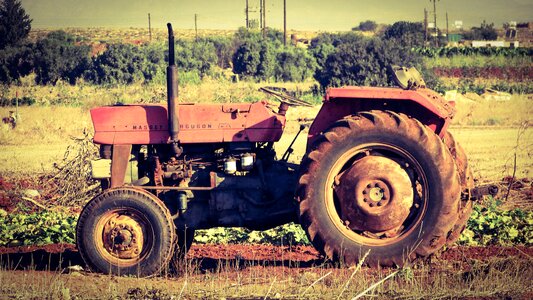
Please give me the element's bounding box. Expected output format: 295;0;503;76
369;203;375;207
377;202;383;206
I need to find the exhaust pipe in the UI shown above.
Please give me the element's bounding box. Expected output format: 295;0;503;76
167;23;181;156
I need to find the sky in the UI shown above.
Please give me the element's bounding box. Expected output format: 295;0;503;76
20;0;533;31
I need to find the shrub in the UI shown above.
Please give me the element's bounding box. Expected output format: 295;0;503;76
205;36;234;68
85;43;147;85
0;43;33;84
175;40;218;77
275;46;317;82
33;31;91;85
464;20;498;41
315;37;424;89
353;20;377;32
232;40;276;80
382;21;425;47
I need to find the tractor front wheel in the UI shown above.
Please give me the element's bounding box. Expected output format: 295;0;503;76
76;187;175;276
297;111;461;267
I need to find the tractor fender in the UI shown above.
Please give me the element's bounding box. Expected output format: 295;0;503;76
308;86;456;146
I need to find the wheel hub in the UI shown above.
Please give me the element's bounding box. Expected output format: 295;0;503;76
102;215;144;259
334;155;414;233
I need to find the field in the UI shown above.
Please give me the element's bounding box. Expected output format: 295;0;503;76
1;25;532;299
1;244;532;299
0;82;532;298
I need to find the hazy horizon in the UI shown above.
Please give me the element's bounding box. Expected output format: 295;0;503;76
21;0;533;31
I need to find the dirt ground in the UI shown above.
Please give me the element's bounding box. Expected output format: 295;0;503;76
1;243;532;299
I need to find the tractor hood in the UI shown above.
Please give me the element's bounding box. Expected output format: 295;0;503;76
91;101;285;145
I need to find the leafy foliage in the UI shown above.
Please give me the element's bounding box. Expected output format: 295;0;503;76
175;39;218;77
0;210;77;246
382;21;425;47
0;43;33;83
460;199;533;246
414;47;532;58
314;36;423;89
85;43;149;85
275;46;317;82
33;31;91;85
464;21;498;41
353;20;377;32
0;0;32;49
195;223;310;246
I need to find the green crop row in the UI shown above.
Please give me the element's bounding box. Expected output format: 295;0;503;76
434;79;533;95
459;199;533;246
1;199;531;248
414;47;532;58
0;210;77;247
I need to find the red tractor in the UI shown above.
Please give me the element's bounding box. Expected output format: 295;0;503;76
76;24;494;276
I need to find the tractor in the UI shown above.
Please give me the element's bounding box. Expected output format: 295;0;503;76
76;24;495;276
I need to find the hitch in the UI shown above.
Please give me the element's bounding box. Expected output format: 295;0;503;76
469;184;499;201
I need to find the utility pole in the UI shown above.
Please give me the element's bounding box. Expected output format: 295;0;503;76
260;0;263;30
246;0;249;28
148;13;152;42
424;8;428;44
430;0;439;47
195;13;198;42
446;11;449;43
283;0;287;45
263;0;266;38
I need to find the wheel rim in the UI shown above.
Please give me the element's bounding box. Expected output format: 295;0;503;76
94;208;153;267
325;143;429;246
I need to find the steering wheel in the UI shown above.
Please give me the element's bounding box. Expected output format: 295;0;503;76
259;87;314;107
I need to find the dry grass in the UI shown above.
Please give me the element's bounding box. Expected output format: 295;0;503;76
1;92;531;181
28;27;321;44
0;256;531;299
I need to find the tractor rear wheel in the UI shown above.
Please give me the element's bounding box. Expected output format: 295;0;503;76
76;187;175;276
443;131;475;245
297;111;460;267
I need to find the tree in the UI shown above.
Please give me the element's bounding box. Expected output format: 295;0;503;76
232;40;275;80
382;21;425;47
0;0;32;49
0;43;33;83
275;46;316;82
314;37;423;89
464;20;498;41
353;20;377;32
33;31;91;85
85;44;146;85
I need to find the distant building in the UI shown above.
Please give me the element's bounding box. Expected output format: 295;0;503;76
504;22;533;47
454;20;463;30
471;40;519;48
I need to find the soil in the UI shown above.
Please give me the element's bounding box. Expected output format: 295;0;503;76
1;243;531;272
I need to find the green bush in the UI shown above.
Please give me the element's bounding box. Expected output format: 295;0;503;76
460;199;533;246
175;39;218;77
85;43;149;85
275;46;317;82
195;223;310;246
381;21;425;47
232;41;276;80
204;36;234;68
0;210;77;246
0;43;33;84
33;31;91;85
315;37;424;89
0;96;35;106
